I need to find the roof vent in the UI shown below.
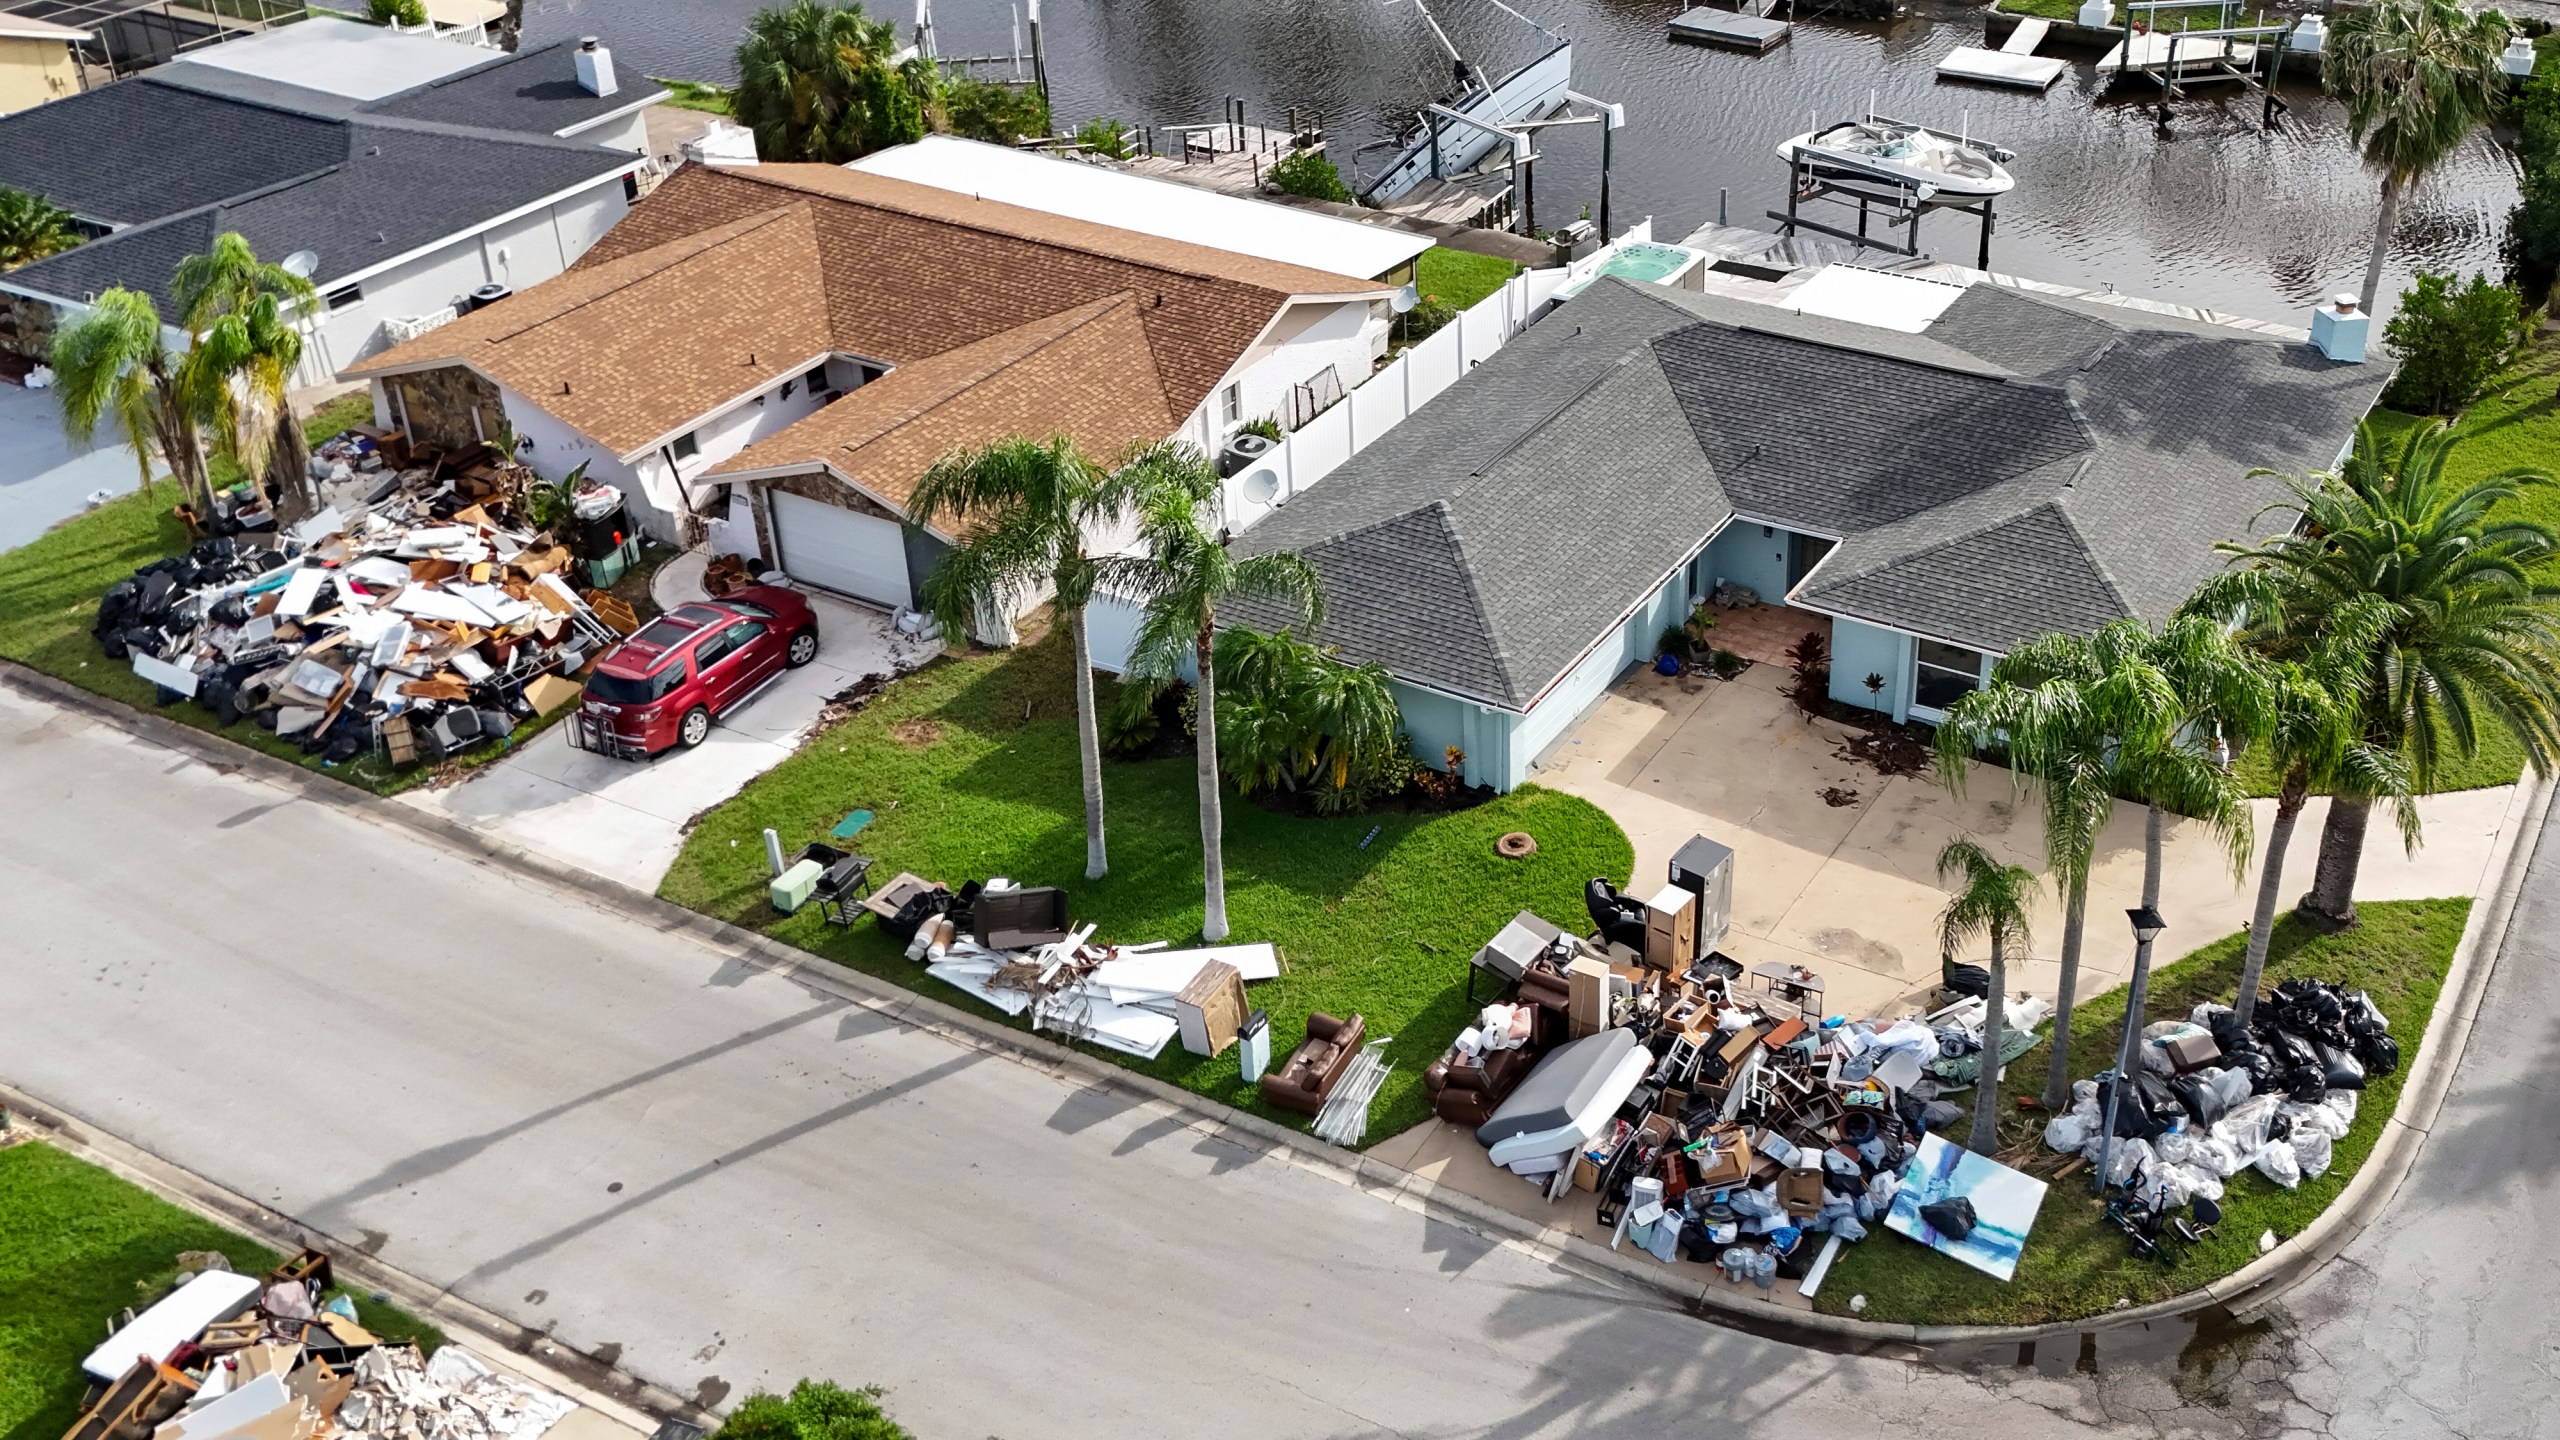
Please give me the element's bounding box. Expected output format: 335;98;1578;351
574;37;618;98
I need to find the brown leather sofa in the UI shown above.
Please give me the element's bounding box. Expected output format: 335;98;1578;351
1424;1043;1540;1126
1259;1012;1366;1115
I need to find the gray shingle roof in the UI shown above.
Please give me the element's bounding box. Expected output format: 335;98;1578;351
1238;273;2390;705
0;67;640;315
7;116;638;311
361;41;665;136
0;78;346;225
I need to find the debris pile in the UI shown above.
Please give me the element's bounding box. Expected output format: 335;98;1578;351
66;1249;573;1440
91;440;633;771
2042;977;2395;1200
879;877;1280;1061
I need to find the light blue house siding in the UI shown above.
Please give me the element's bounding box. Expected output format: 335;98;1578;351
1828;616;1914;721
1698;520;1792;604
1393;682;1517;790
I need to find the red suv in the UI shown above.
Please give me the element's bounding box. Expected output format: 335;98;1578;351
578;586;819;756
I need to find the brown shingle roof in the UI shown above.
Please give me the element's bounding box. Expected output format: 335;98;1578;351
351;162;1384;478
707;294;1178;512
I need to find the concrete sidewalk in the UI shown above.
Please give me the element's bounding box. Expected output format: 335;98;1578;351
402;551;934;890
1539;663;2526;1018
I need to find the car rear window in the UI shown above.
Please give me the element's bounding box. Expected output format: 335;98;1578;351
586;660;685;705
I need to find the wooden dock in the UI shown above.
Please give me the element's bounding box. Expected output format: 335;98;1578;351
2096;30;2262;82
1668;5;1792;53
1123;127;1510;230
1938;15;2068;89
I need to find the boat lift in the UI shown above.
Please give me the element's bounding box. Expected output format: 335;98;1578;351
1768;112;2012;269
1419;87;1625;237
2099;0;2303;127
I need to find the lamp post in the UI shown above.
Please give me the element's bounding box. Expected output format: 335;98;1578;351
2091;905;2168;1195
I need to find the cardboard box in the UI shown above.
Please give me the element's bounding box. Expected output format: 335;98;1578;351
1572;1156;1602;1192
523;673;584;714
1777;1164;1826;1217
1690;1127;1753;1190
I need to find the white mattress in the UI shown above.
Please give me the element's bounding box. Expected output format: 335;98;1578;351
1484;1046;1650;1168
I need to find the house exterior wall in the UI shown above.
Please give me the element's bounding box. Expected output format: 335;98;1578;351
1392;682;1513;791
378;364;504;451
311;182;630;384
567;109;650;155
1509;561;1696;788
0;36;79;117
1828;616;1913;723
1181;298;1390;449
1701;521;1793;605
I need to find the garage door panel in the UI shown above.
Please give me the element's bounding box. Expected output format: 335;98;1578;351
770;490;908;608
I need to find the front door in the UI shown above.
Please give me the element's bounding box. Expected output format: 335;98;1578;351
1788;534;1836;590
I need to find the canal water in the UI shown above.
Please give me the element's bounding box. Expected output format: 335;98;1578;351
525;0;2528;325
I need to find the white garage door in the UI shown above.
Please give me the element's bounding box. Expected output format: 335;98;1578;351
769;490;909;608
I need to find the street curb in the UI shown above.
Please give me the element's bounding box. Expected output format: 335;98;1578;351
3;658;2541;1349
0;1089;717;1438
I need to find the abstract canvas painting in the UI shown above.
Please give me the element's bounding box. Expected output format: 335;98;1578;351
1883;1132;2049;1281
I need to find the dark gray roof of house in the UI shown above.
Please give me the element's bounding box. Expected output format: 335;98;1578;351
1237;274;2389;708
0;77;347;224
0;77;638;311
1232;279;1726;708
361;40;664;136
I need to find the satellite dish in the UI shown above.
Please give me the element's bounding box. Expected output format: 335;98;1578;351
1239;468;1281;507
1392;281;1419;314
282;250;320;279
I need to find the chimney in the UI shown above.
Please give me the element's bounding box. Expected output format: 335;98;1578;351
574;38;618;98
2310;293;2368;363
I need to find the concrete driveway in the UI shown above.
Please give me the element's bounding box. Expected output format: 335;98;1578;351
404;552;935;891
0;380;146;554
1537;660;2532;1018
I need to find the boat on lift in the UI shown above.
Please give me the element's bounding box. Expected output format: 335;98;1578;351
1361;0;1574;204
1774;116;2016;200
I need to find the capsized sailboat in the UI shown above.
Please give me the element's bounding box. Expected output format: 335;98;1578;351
1360;0;1573;203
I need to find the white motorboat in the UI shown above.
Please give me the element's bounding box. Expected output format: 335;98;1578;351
1775;119;2015;199
1361;0;1574;204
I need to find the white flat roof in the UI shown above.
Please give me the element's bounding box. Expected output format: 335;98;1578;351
847;135;1433;281
1783;264;1968;334
169;14;494;101
0;13;89;41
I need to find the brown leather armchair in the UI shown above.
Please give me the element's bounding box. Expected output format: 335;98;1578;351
1424;1043;1539;1127
1259;1012;1366;1115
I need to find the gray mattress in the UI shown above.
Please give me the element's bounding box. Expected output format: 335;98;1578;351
1475;1028;1641;1148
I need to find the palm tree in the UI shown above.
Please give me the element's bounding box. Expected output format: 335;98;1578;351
2206;420;2560;926
1935;837;2036;1155
172;233;321;511
1935;617;2260;1110
909;436;1154;880
0;187;80;271
731;0;936;164
51;289;212;510
1109;444;1323;941
2325;0;2513;313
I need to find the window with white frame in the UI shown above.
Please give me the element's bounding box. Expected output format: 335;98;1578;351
1913;639;1987;712
1220;381;1242;427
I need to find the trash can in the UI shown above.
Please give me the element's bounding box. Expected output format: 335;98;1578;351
1238;1009;1271;1084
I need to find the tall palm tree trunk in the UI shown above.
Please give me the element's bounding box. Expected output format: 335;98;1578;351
152;379;208;512
1068;604;1108;880
2301;791;2370;927
2359;172;2402;316
2040;876;2089;1111
2237;771;2309;1027
268;408;314;513
1969;933;2006;1154
1195;624;1229;943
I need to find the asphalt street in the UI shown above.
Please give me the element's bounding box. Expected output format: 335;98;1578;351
1;680;2550;1439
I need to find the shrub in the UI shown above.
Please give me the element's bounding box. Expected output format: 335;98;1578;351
1267;148;1354;204
1783;630;1830;719
1100;677;1186;757
1073;116;1129;159
2382;271;2525;414
1214;625;1406;812
939;76;1049;145
714;1381;912;1440
2507;36;2560;301
1398;293;1460;343
1658;623;1691;662
370;0;426;25
1239;417;1285;442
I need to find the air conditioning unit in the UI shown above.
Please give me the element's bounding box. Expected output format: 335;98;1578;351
1218;431;1277;478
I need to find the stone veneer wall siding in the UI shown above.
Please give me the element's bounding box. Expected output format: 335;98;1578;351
0;294;57;361
389;365;507;453
749;467;905;561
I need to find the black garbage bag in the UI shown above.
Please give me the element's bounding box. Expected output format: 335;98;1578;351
2343;990;2389;1039
1942;962;1991;999
1919;1196;1978;1241
2356;1031;2401;1077
2314;1040;2367;1090
2228;1046;2281;1093
884;886;953;943
2281;1064;2327;1103
2170;1072;2230;1127
2098;1074;2166;1138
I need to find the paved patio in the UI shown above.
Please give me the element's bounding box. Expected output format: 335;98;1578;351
1531;659;2530;1020
403;550;934;891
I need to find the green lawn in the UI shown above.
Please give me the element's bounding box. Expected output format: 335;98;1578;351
1816;896;2468;1325
0;490;556;796
651;79;734;116
660;625;1634;1139
305;391;376;444
0;1141;441;1440
1415;247;1519;312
